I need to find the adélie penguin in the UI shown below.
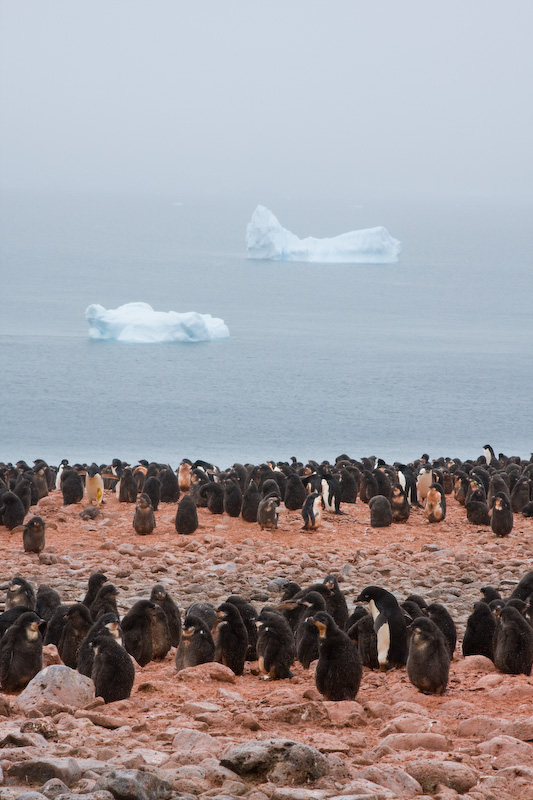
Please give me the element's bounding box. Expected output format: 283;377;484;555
0;611;44;692
407;616;450;695
310;611;362;700
356;586;408;670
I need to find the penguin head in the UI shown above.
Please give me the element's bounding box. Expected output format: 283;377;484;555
150;584;167;602
310;611;334;638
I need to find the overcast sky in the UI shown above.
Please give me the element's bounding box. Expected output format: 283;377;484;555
1;1;532;200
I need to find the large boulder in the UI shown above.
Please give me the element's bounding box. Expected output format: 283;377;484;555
220;738;328;784
15;665;95;714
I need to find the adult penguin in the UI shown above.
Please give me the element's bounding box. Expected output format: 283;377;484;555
133;494;156;535
224;476;242;517
121;600;157;667
490;492;513;537
390;484;410;522
493;605;533;675
321;475;343;514
407;617;450;695
462;602;496;660
175;495;198;535
85;465;104;505
256;609;296;679
212;602;248;676
241;480;260;523
311;611;362;700
91;634;135;703
0;492;26;530
5;577;35;611
356;586;408;670
284;473;307;511
150;584;181;647
175;614;215;671
369;495;392;527
159;467;180;503
22;516;46;554
323;575;349;630
226;595;258;661
77;612;123;677
301;492;322;531
200;482;224;514
0;611;43;691
58;603;93;668
426;603;457;658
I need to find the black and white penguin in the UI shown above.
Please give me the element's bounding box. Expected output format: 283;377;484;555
255;609;296;680
91;634;135;703
462;602;496;660
493;605;533;675
356;586;408;669
257;493;280;531
150;584;181;647
490;492;513;537
175;495;199;535
133;494;156;535
212;602;248;676
0;611;43;691
175;614;215;671
301;492;322;531
369;495;392;527
407;616;450;694
311;611;362;700
22;516;46;554
321;475;343;514
85;465;104;504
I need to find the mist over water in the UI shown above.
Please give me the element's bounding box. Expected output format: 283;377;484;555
1;191;532;468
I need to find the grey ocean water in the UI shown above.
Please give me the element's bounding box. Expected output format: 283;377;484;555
1;191;532;468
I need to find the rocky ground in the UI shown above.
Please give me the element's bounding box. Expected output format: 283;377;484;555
1;485;533;800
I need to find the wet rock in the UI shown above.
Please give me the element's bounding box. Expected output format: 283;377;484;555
95;768;172;800
16;665;95;714
6;757;82;787
405;760;479;793
220;739;329;785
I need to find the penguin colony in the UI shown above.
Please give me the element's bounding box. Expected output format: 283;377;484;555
0;447;533;702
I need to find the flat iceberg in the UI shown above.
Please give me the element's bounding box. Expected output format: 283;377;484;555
85;302;229;343
246;205;401;263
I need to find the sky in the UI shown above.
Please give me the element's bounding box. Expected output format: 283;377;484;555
1;0;532;201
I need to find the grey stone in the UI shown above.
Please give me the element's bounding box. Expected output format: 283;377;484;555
405;760;479;793
220;739;328;785
6;758;82;788
95;769;172;800
40;778;71;798
16;665;95;713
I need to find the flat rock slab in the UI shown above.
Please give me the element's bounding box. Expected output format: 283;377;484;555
16;665;95;713
176;663;236;684
406;760;479;793
95;768;172;800
378;733;450;751
6;757;82;788
221;738;328;785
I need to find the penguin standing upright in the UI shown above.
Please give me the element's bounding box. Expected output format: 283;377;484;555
142;476;161;511
150;584;181;647
77;613;122;677
424;484;446;522
284;473;307;511
5;577;35;611
241;480;260;523
159;468;179;503
493;605;533;675
133;494;156;535
0;492;26;530
426;603;457;658
58;603;93;668
311;611;362;700
295;591;326;669
257;493;280;531
490;492;513;537
462;602;496;660
0;611;43;691
175;495;198;535
323;575;349;630
91;634;135;703
301;492;322;531
61;469;84;505
82;573;107;608
175;614;215;671
224;477;242;517
390;484;410;522
85;466;104;504
212;602;248;676
256;609;296;679
121;600;157;667
407;617;450;694
369;495;392;527
356;586;408;669
90;584;119;622
22;516;46;554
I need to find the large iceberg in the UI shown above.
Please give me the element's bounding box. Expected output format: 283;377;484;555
85;302;229;343
246;205;401;263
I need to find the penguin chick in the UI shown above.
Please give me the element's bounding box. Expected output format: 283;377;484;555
150;605;171;660
133;493;156;535
175;495;198;535
424;484;446;522
347;613;379;670
490;492;513;537
241;480;260;523
510;571;533;601
493;605;533;675
390;483;410;522
0;492;26;530
90;584;119;622
0;611;43;692
82;573;108;608
5;577;35;611
77;613;122;677
58;603;93;668
226;595;258;661
175;614;215;671
356;585;408;670
223;479;242;517
284;473;307;511
369;495;392;527
426;603;457;659
295;592;327;669
311;611;362;700
301;492;322;531
121;599;156;667
91;634;135;703
22;516;46;554
212;602;248;676
407;616;450;695
150;584;181;647
35;584;61;624
323;574;349;630
200;482;224;514
462;602;496;660
257;493;280;531
256;610;296;679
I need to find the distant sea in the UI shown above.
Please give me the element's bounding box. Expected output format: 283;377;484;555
1;190;532;469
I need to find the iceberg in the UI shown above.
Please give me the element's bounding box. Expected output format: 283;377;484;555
85;302;229;343
246;205;401;263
